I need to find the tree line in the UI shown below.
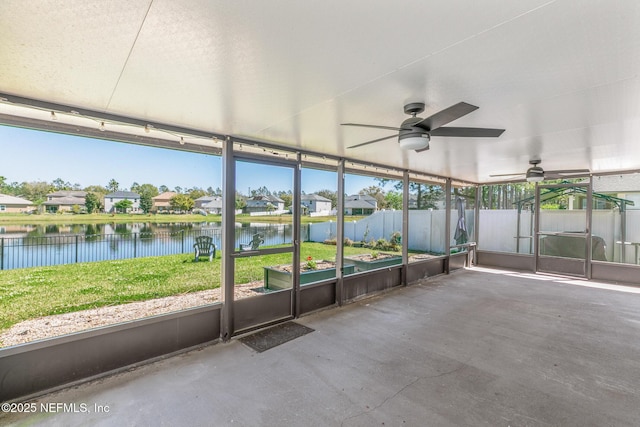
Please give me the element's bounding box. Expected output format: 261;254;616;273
0;176;223;202
0;176;223;214
2;175;537;213
0;175;448;213
247;181;449;211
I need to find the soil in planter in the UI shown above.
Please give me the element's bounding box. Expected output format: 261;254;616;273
273;261;337;273
347;253;397;262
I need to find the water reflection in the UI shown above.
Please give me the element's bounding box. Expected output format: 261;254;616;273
0;221;306;270
1;221;223;238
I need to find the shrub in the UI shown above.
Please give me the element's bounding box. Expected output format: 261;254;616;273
323;237;354;246
390;231;401;246
369;237;400;252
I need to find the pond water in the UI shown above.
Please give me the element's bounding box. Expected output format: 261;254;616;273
0;222;309;270
0;221;223;238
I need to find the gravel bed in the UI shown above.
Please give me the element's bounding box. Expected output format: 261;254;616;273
0;282;263;347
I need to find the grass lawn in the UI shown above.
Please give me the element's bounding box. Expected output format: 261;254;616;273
0;242;389;334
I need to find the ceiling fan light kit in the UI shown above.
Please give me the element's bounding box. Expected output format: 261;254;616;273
399;133;429;150
526;169;545;182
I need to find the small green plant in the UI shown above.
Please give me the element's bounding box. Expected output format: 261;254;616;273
305;256;317;270
371;251;379;259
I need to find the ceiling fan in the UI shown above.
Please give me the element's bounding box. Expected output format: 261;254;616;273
490;159;590;182
342;102;505;152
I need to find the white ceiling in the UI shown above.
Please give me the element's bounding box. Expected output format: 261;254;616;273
1;0;640;183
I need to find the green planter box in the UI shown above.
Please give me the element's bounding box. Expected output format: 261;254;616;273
264;263;355;290
344;254;402;272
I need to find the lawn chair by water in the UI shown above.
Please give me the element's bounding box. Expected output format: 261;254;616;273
194;235;216;261
240;233;264;251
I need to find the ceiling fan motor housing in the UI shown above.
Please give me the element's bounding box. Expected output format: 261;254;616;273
526;166;544;180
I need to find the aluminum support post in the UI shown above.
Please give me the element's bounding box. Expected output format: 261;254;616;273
221;137;236;341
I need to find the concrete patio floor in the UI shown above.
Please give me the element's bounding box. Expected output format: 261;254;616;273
3;267;640;426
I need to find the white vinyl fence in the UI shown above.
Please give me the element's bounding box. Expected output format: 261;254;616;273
478;209;640;264
308;209;475;255
308;210;405;246
249;209;289;216
306;208;640;264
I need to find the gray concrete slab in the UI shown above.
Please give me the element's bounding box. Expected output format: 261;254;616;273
3;267;640;426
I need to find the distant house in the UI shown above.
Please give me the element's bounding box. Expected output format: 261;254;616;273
104;191;141;213
152;191;177;213
408;194;418;209
301;194;332;214
245;195;285;213
408;194;445;210
344;194;377;215
0;194;34;213
591;175;640;210
42;190;87;213
195;196;223;214
344;199;376;215
346;194;377;208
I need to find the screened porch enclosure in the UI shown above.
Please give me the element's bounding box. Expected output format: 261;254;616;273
2;0;640;405
2;132;640;402
478;183;637;264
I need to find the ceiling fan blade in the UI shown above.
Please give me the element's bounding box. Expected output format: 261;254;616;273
413;102;478;131
347;133;398;149
489;172;526;177
341;123;404;131
545;169;591;176
430;127;505;138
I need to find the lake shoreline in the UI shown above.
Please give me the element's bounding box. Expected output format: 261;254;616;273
0;212;359;226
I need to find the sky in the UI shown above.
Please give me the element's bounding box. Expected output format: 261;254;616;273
0;125;396;195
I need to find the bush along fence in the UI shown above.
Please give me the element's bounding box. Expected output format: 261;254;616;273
0;224;310;271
